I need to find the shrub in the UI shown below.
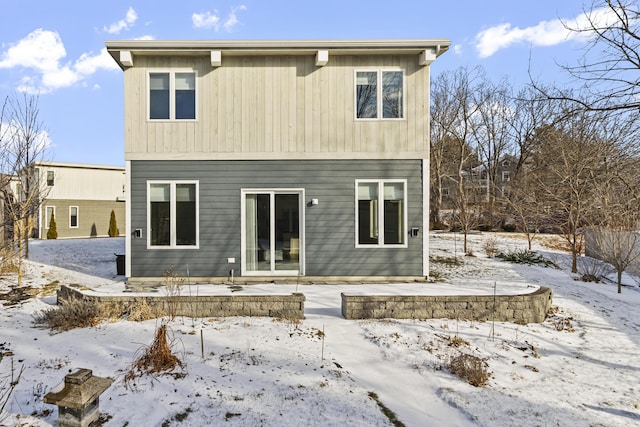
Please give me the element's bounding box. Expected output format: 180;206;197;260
125;323;185;388
497;249;557;267
449;353;489;387
502;223;517;232
578;257;612;283
46;213;58;239
483;237;500;257
108;209;119;237
0;247;18;274
128;298;155;321
33;298;101;331
431;221;449;231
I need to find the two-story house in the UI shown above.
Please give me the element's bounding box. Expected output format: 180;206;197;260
106;39;449;282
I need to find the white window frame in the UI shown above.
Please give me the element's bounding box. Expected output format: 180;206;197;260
69;206;79;228
355;179;408;248
147;180;199;249
502;171;511;182
354;69;405;121
147;70;198;121
45;206;55;229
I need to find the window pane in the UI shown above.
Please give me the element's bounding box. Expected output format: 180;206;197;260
150;73;170;119
382;71;403;119
384;183;404;244
356;72;377;119
175;73;196;119
176;184;196;245
70;207;78;227
357;183;378;244
150;184;170;246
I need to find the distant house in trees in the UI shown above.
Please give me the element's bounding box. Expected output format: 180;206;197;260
35;162;126;239
441;154;518;209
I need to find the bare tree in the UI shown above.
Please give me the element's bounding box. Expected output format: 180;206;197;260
537;1;640;113
588;124;640;292
530;107;607;272
431;67;484;253
0;93;51;285
504;170;547;250
468;76;514;225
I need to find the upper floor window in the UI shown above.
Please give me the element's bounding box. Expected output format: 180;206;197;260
46;171;54;186
149;72;196;120
355;70;404;120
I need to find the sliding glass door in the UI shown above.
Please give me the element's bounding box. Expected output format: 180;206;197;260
243;190;302;275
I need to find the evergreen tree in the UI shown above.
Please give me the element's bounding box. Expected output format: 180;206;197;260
47;212;58;239
108;209;119;237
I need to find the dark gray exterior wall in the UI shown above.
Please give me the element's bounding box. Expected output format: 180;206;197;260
130;159;424;278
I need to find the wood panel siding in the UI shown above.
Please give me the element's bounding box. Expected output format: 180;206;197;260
123;55;428;161
129;159;424;278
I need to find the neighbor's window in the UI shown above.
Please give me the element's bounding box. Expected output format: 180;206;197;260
46;171;54;186
149;72;196;120
45;206;55;229
148;181;198;248
69;206;78;228
355;70;404;119
356;180;407;247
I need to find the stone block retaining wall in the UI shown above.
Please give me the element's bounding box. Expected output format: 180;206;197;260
58;285;305;319
341;286;552;323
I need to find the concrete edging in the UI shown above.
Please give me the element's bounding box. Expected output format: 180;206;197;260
341;286;553;323
57;285;305;319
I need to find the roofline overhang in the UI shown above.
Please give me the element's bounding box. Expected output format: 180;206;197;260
105;38;451;70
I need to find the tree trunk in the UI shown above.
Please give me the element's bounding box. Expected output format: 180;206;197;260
618;270;623;294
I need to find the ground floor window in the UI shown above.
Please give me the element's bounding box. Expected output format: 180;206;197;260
69;206;78;228
148;181;198;248
356;180;407;247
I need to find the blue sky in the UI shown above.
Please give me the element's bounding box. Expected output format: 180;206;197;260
0;0;603;166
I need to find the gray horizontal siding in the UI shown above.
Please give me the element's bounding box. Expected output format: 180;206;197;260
130;159;424;278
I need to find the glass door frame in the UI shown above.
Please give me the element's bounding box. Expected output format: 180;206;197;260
240;188;305;277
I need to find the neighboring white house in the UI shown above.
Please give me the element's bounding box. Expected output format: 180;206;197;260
36;162;126;239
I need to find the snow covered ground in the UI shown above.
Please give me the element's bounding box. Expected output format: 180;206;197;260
1;233;639;426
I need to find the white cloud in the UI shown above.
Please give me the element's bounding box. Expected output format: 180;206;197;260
474;6;621;58
452;44;463;55
193;5;246;32
0;29;119;94
223;5;247;32
104;7;138;34
192;11;221;30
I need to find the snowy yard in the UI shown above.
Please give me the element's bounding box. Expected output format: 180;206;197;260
1;234;639;426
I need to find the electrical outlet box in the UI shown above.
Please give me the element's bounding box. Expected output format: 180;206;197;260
227;257;236;264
